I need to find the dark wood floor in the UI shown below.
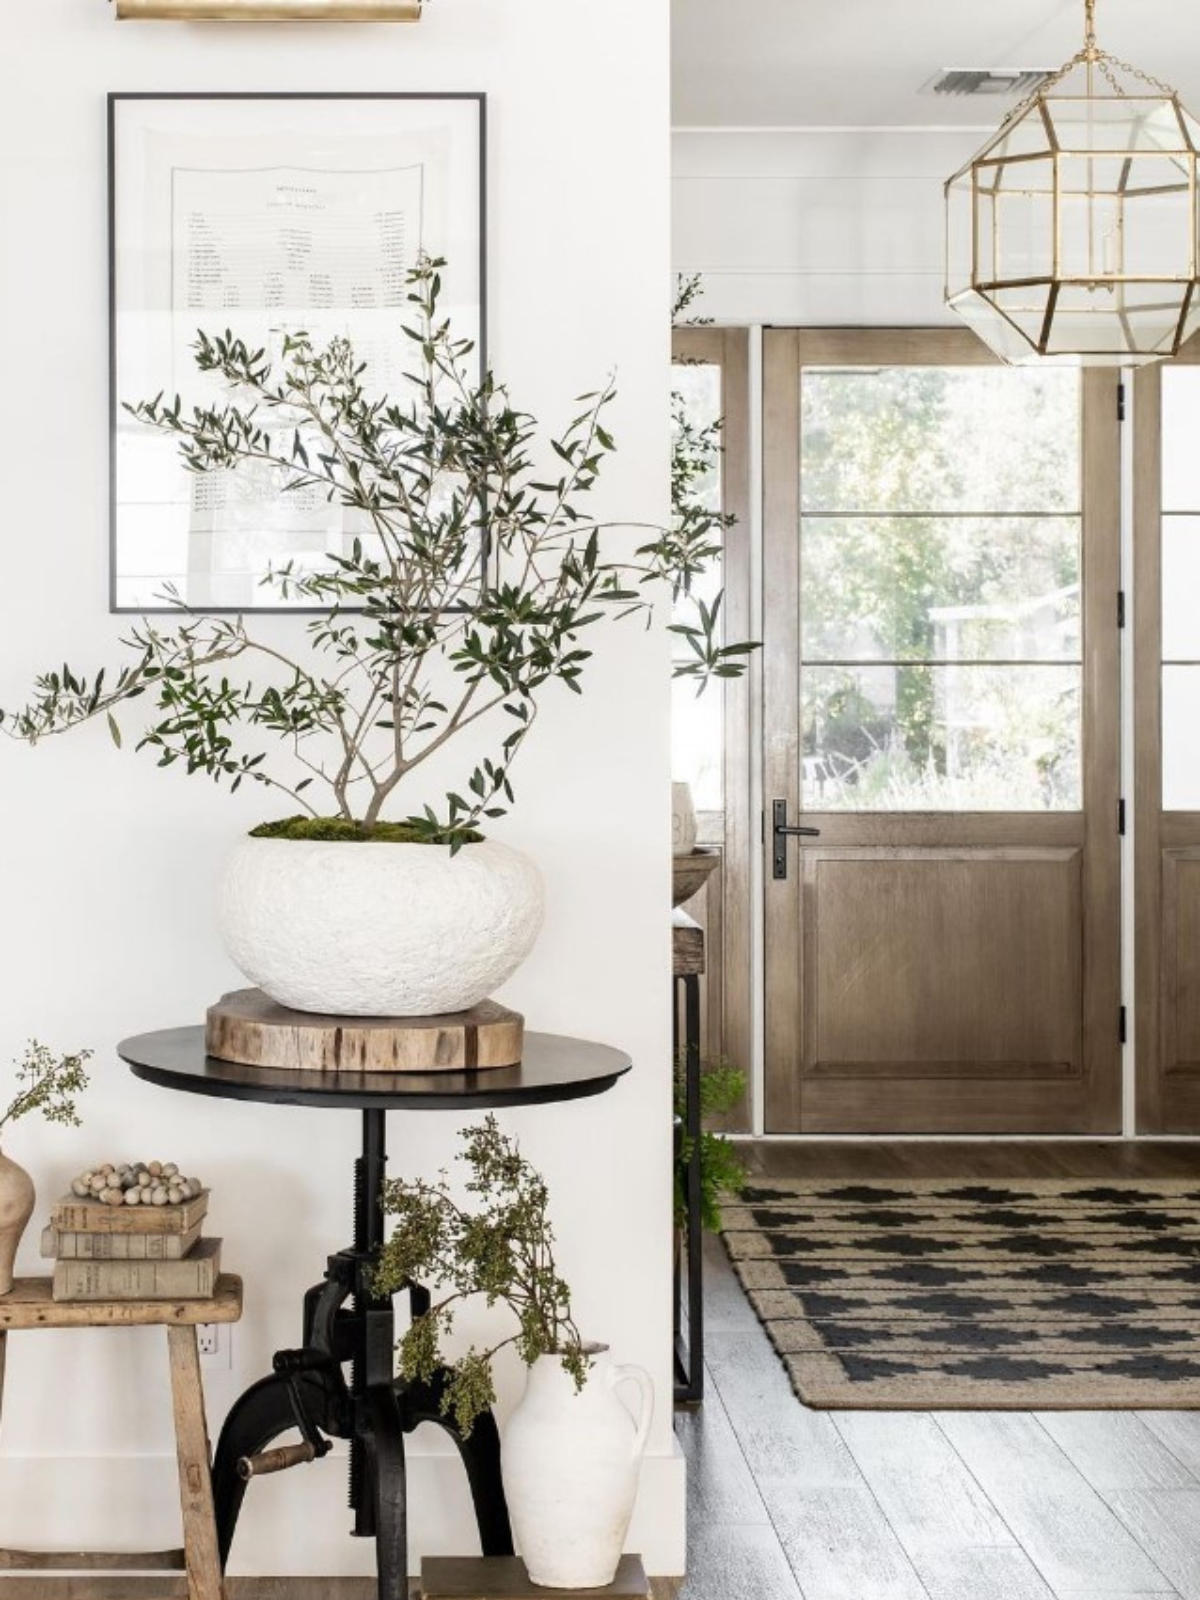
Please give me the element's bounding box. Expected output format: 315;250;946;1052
675;1139;1200;1600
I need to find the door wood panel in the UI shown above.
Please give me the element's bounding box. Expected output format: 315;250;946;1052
1162;848;1200;1081
802;848;1083;1080
763;329;1122;1134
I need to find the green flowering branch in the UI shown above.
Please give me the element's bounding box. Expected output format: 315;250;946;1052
373;1115;587;1436
1;1042;92;1135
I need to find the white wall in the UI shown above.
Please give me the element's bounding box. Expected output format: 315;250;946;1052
673;127;985;326
0;0;682;1576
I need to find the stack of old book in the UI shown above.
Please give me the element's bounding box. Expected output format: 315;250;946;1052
43;1186;219;1302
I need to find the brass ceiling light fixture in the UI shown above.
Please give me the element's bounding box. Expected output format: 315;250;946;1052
945;0;1200;365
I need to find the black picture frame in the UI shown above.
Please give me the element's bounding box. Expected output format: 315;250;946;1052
108;91;487;614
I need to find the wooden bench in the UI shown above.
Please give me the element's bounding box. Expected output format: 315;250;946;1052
0;1274;243;1600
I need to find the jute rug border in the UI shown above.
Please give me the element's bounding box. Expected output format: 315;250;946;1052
721;1177;1200;1411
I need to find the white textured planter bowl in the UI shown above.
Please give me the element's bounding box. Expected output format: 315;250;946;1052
218;836;544;1017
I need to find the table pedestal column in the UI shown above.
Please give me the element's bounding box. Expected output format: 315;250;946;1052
210;1109;513;1600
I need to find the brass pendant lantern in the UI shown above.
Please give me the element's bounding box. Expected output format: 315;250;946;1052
946;0;1200;365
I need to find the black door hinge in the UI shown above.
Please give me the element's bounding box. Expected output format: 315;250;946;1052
1117;589;1126;629
1119;797;1127;835
1119;1005;1128;1045
1118;381;1127;422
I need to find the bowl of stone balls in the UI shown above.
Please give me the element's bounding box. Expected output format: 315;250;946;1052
70;1161;204;1209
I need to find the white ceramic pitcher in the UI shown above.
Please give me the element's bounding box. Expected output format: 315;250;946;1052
502;1344;654;1588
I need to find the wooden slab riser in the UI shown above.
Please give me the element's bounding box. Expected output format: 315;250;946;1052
206;991;524;1073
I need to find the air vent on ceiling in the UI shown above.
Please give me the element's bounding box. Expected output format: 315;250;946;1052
922;68;1054;97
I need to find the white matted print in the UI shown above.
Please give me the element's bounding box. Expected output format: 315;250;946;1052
109;93;485;612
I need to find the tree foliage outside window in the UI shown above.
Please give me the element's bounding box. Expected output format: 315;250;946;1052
799;365;1083;812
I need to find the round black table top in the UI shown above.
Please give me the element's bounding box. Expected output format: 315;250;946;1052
118;1026;632;1111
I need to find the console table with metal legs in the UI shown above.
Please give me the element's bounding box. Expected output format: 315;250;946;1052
673;910;704;1405
118;1027;631;1600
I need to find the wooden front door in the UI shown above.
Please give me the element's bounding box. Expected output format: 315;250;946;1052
763;329;1122;1134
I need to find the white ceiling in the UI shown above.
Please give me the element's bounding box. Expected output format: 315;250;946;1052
672;0;1200;128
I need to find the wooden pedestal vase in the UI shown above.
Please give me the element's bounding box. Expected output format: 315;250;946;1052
206;988;525;1073
0;1152;35;1295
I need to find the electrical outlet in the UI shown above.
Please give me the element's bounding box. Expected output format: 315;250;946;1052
197;1323;231;1365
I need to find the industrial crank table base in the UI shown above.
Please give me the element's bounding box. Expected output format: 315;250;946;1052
211;1106;511;1591
118;1026;632;1600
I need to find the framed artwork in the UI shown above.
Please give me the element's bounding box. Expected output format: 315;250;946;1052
108;92;486;612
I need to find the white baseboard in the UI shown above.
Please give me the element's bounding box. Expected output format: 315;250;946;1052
0;1444;686;1577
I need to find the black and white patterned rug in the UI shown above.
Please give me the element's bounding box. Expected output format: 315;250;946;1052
721;1178;1200;1408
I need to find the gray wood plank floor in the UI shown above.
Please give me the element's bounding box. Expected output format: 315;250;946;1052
675;1141;1200;1600
10;1142;1200;1600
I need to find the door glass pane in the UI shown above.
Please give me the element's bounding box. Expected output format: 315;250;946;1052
1162;516;1200;663
801;368;1080;515
1162;370;1200;809
1163;667;1200;809
802;665;1081;811
671;360;724;812
1162;368;1200;512
802;516;1080;662
799;365;1083;812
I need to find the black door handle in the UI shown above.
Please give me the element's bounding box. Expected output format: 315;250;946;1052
772;799;820;880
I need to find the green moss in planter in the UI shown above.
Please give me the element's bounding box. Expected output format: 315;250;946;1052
250;816;484;845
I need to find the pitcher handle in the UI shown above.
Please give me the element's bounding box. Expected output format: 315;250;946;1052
609;1362;655;1460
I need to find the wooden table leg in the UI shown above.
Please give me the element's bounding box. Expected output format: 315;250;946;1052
167;1323;226;1600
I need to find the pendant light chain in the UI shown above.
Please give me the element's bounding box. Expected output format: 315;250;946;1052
1085;0;1175;97
1002;0;1175;128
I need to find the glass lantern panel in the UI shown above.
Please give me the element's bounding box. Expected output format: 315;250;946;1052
977;159;1056;286
977;109;1055;164
1043;281;1190;356
946;169;976;301
980;284;1054;350
1057;156;1195;282
1179;103;1200;154
1047;95;1187;154
948;291;1049;364
1123;183;1197;280
1178;291;1200;351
